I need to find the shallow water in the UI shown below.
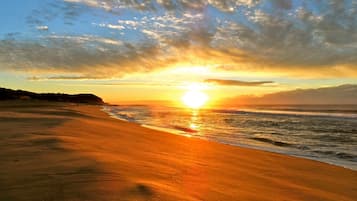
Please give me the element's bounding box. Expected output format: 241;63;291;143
103;105;357;170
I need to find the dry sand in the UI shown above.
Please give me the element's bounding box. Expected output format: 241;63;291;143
0;101;356;201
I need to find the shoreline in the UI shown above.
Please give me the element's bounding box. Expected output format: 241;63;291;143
102;105;357;171
1;102;356;201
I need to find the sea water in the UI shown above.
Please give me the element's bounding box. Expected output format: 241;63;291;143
103;105;357;170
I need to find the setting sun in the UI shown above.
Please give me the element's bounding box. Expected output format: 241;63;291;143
182;90;208;109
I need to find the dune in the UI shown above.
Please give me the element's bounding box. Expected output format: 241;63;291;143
0;101;356;201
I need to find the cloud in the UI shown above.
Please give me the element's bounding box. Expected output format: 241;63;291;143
64;0;112;10
36;25;49;31
28;75;104;81
0;36;161;77
271;0;292;10
2;0;357;79
47;35;123;45
87;81;179;87
210;1;357;73
93;23;125;30
63;0;259;12
205;79;274;86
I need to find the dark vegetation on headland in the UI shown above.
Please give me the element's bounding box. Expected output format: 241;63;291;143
0;87;104;105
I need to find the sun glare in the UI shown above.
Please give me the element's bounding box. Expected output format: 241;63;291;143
181;84;209;109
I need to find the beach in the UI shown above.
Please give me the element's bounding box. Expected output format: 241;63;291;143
0;101;356;201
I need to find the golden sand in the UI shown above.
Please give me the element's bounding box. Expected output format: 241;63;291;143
0;102;356;201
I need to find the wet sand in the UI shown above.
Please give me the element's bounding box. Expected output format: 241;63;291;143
0;101;356;201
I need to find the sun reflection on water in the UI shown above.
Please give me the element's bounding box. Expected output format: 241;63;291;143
187;109;202;135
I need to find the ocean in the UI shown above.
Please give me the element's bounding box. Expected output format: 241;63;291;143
103;105;357;170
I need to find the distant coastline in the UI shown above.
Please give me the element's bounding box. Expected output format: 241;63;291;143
222;84;357;106
0;87;104;105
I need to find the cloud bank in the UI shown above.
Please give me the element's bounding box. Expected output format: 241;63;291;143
205;79;273;86
1;0;357;78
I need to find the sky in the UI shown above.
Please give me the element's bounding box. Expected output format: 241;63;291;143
0;0;357;105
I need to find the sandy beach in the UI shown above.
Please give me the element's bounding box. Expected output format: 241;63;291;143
0;101;356;201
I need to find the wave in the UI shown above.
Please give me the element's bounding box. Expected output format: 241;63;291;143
249;137;312;151
311;134;356;143
312;150;357;162
214;108;357;119
102;107;138;122
113;112;136;122
172;126;198;133
250;137;293;147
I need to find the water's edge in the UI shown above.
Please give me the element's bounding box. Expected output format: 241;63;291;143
101;106;356;171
